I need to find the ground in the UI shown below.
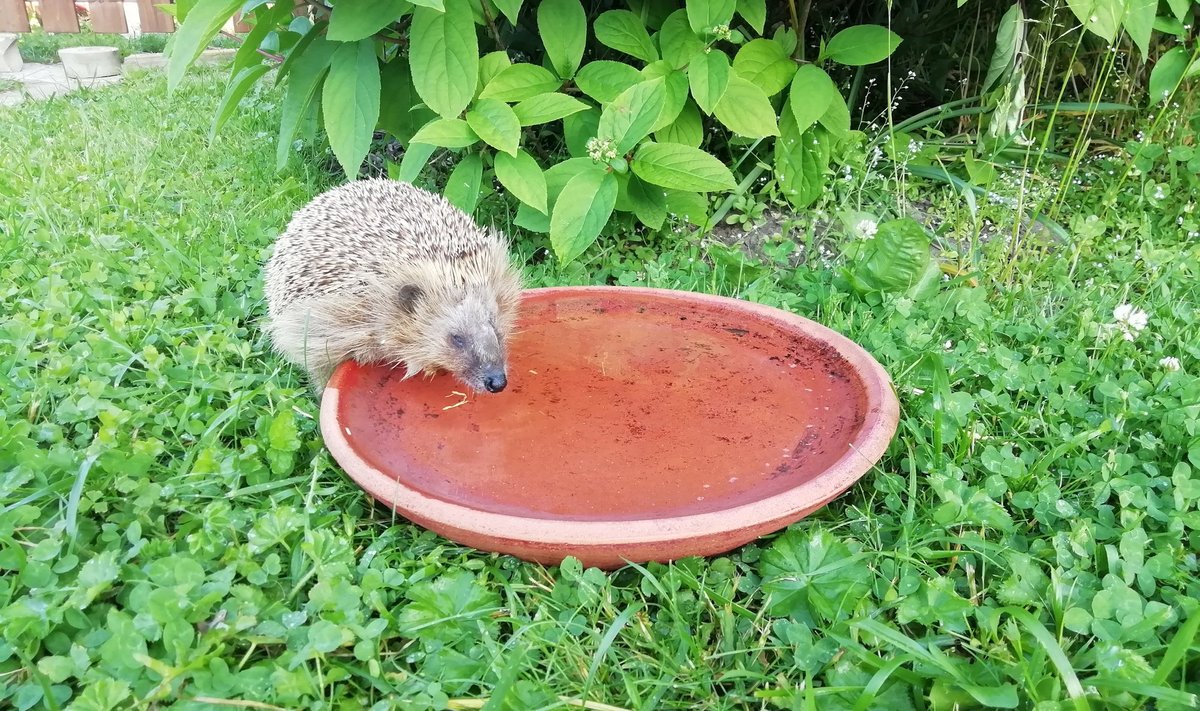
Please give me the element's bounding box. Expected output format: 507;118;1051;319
0;67;1198;710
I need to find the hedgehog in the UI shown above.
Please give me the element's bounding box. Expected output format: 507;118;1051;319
262;178;523;395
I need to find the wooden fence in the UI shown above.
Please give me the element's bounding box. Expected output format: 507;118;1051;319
0;0;259;35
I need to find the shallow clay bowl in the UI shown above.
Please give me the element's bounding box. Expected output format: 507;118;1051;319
320;286;899;569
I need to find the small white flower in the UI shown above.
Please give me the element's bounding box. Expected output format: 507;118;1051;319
1106;304;1150;342
943;340;953;350
855;218;878;238
585;137;618;163
1159;356;1181;372
1113;304;1149;332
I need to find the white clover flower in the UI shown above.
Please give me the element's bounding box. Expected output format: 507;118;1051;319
1110;304;1150;341
1159;356;1181;371
855;218;878;238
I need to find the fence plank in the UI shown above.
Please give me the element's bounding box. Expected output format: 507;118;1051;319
90;0;128;34
0;0;32;33
39;0;81;32
137;0;174;33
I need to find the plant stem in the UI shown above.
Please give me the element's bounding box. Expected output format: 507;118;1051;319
787;0;812;60
480;0;505;49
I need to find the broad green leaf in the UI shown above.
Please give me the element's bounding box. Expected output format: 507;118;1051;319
512;92;589;125
443;153;484;213
594;10;659;64
478;51;512;94
492;0;522;24
211;64;270;140
515;157;595;232
495;150;548;213
327;0;411;42
409;118;481;148
658;9;705;69
564;108;600;157
732;38;796;96
631;141;736;192
379;58;435;145
466;99;521;156
623;174;669;230
409;0;445;8
735;0;765;34
479;63;562;102
575;61;643;103
550;169;618;262
664;189;710;226
275;20;327;86
1066;0;1121;42
775;103;831;210
515;203;550;233
276;37;336;170
397;572;500;644
774;25;798;56
686;0;736;35
410;0;478;118
539;0;587;79
641;62;688;132
982;3;1023;93
547;157;595;203
396;142;437;182
824;24;903;66
713;74;779;137
655;99;703;147
232;0;293;76
1148;47;1189;104
266;410;300;474
788;65;837;133
598;78;667;154
760;528;872;622
1166;0;1190;21
844;217;935;296
167;0;243;91
818;88;851;136
323;39;382;178
688;49;729;115
1122;0;1155;58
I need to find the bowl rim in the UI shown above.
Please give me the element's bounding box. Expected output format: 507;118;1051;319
320;285;900;546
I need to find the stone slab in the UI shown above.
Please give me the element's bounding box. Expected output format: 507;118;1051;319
59;46;123;80
123;52;167;71
0;32;21;73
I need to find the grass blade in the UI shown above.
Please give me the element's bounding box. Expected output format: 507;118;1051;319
1002;607;1091;711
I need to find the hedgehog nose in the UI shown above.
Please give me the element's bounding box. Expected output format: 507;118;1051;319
483;371;507;393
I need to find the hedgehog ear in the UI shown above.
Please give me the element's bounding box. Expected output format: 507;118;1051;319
397;284;424;313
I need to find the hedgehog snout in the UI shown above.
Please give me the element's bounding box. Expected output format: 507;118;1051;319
482;369;507;393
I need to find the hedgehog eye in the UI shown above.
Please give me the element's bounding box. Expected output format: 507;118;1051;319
450;334;467;349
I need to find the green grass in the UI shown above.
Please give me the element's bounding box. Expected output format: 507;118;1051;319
1;68;1199;711
16;27;239;64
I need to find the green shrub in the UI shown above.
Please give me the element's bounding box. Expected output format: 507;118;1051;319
168;0;909;263
167;0;1198;266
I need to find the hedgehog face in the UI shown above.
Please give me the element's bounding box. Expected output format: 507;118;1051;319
393;285;508;394
436;292;509;393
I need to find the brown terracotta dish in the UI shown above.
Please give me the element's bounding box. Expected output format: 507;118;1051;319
320;286;899;569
